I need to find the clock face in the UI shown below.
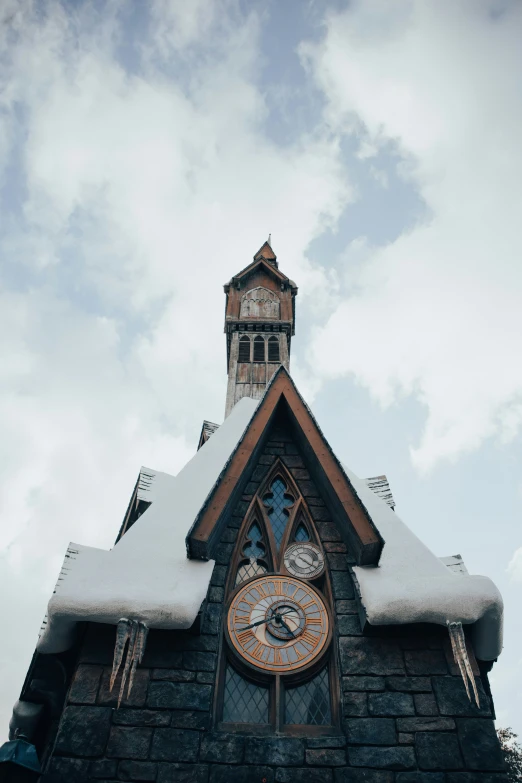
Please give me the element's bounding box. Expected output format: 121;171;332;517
226;575;330;674
284;542;325;580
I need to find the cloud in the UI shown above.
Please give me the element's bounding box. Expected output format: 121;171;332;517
507;548;522;583
0;0;352;736
302;0;522;471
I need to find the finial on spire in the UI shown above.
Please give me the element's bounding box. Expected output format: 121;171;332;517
268;233;271;246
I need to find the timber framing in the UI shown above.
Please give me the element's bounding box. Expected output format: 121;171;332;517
187;367;384;565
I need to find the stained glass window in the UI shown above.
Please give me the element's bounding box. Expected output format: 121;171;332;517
294;522;310;542
284;666;331;725
263;478;294;549
223;664;269;723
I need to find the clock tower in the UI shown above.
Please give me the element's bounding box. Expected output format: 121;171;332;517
223;240;297;418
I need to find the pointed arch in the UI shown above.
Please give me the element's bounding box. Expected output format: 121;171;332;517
225;497;274;593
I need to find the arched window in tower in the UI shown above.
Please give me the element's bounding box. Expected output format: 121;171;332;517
253;336;265;362
238;336;251;363
268;335;280;362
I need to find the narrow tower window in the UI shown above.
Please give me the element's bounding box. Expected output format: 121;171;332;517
268;335;280;362
238;336;251;363
253;336;265;362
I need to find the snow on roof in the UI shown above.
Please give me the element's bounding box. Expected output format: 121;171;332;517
348;467;503;661
363;475;395;509
37;397;260;654
36;383;503;663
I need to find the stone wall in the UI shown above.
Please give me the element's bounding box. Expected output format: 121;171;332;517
40;421;507;782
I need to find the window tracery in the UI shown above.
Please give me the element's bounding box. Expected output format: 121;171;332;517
218;458;338;734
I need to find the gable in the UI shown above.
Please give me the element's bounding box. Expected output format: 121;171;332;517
187;367;384;565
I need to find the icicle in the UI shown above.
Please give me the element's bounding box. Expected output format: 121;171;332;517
127;622;149;698
447;621;480;707
118;621;138;708
110;618;150;708
110;619;131;692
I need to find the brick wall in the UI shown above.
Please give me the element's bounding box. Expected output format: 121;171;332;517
41;421;507;782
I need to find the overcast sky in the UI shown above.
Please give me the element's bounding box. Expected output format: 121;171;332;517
1;0;521;740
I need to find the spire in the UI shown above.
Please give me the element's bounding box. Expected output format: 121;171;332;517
253;239;277;267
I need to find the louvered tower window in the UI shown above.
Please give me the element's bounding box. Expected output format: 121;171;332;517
268;335;280;362
238;335;251;362
253;336;265;362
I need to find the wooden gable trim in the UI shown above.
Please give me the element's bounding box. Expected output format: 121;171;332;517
224;258;289;290
187;368;384;565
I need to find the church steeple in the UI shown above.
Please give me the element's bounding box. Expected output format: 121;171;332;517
223;241;297;417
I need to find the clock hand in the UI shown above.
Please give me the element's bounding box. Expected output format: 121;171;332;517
241;608;296;631
279;619;295;638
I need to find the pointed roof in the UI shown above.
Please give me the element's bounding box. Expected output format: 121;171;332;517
253;240;277;266
223;241;297;294
187;366;384;565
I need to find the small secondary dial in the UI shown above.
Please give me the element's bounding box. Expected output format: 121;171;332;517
283;542;325;580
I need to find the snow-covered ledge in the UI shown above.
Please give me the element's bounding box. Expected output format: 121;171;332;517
348;467;503;661
37;397;260;654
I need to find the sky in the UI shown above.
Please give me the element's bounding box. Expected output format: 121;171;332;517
0;0;521;740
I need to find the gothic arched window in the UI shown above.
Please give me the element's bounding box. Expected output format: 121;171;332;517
253;336;265;362
268;335;280;362
238;336;251;363
216;458;338;734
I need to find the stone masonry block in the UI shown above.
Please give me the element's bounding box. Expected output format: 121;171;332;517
276;768;333;783
368;692;415;716
97;667;149;708
386;677;432;693
200;733;244;764
106;727;153;759
414;693;439;716
89;759;118;778
150;729;200;763
147;682;212;711
338;615;363;635
416;732;463;770
415;732;463;769
331;571;355;599
345;718;396;745
343;692;368;716
46;757;89;780
327;553;350;571
317;522;342;541
112;709;171;727
343;676;385;692
404;650;448;675
305;748;346;766
54;705;112;757
183;652;217;672
245;736;305;766
157;762;209;782
335;771;394;783
432;676;490;717
208;586;224;603
307;737;346;748
336;600;358;614
456;718;505;770
169;711;211;730
201;603;221;635
118;760;158;781
397;717;456;732
151;669;195;682
340;637;404;676
349;746;416;770
68;664;103;704
396;775;445;783
210;766;274;783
